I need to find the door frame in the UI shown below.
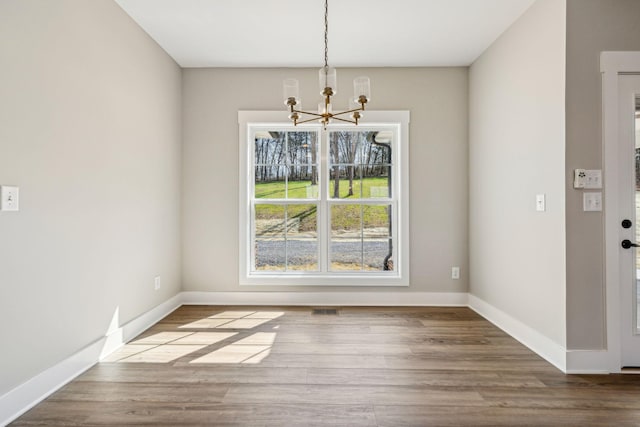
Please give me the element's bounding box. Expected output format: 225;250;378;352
602;51;640;372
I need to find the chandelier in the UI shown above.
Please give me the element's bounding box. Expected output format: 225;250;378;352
283;0;371;127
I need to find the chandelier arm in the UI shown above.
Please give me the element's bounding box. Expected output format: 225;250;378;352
294;116;327;125
293;110;326;118
332;107;365;117
330;116;358;125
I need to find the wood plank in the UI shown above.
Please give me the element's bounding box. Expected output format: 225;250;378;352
11;305;640;426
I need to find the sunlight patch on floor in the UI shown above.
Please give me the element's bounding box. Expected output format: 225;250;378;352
179;311;284;330
103;332;238;363
235;332;277;345
190;332;277;364
209;311;258;319
214;318;272;329
131;331;193;345
178;318;238;329
117;345;207;363
104;311;283;365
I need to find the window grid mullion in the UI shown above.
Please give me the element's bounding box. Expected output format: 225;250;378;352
283;132;288;272
360;203;364;271
319;129;329;273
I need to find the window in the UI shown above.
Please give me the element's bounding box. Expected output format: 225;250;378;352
239;111;409;286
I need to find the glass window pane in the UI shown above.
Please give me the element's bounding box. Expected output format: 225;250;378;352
363;239;392;271
287;131;317;166
363;205;391;235
254;205;285;271
286;204;318;271
331;204;362;237
254;132;285;166
329;165;345;199
330;239;363;271
362;132;392;198
365;138;392;165
287;179;318;199
362;174;389;198
331;205;362;271
288;131;319;200
329;166;363;199
329;131;361;165
254;131;288;199
329;130;393;200
363;205;393;271
255;166;287;199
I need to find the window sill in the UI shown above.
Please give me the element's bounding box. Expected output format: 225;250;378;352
240;273;409;287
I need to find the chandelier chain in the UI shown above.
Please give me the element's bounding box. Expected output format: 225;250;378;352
324;0;328;68
284;0;368;127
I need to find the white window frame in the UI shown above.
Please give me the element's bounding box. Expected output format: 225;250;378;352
238;110;410;286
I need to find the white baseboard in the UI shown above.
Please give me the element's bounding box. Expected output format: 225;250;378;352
467;294;567;372
565;350;613;374
119;294;183;350
0;294;182;427
0;333;106;427
181;291;468;306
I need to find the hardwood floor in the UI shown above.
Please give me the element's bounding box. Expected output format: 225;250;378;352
11;306;640;426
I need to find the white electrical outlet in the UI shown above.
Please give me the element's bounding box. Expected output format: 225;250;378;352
451;267;460;280
0;186;19;211
154;276;161;290
536;194;546;212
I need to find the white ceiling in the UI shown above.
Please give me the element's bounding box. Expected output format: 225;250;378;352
115;0;535;68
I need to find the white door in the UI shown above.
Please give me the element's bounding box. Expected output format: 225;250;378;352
618;74;640;368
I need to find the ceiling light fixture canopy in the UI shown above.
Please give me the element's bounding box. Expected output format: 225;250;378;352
283;0;371;128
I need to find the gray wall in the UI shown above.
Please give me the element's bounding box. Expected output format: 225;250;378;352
469;0;567;346
565;0;640;349
182;67;468;292
0;0;182;395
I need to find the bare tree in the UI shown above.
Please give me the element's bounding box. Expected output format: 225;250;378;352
330;133;340;198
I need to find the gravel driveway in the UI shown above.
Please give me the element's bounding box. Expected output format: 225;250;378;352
255;239;391;270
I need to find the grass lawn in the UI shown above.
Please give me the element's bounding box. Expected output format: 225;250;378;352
255;177;391;231
255;176;390;199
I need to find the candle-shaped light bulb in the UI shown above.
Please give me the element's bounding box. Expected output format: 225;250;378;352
283;78;300;107
353;76;371;104
319;66;337;96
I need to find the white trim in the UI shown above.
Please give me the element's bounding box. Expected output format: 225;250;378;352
182;291;468;306
467;294;567;372
565;350;612;374
238;111;411;287
0;334;105;426
118;294;183;351
600;51;640;74
601;51;640;373
0;294;182;426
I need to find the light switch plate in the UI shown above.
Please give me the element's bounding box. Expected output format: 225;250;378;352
583;192;602;212
583;170;602;189
0;186;19;211
536;194;546;212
